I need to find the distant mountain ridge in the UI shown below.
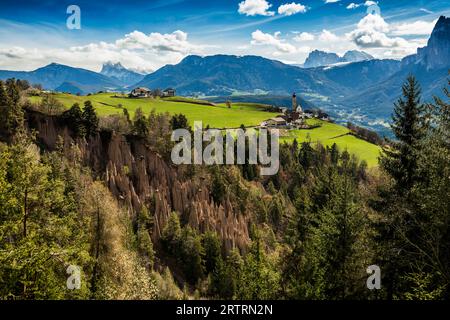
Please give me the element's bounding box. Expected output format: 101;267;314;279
0;63;122;95
303;50;374;68
100;62;146;87
133;54;350;98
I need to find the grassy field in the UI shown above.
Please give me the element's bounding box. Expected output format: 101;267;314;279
29;93;279;129
280;119;381;167
29;93;381;167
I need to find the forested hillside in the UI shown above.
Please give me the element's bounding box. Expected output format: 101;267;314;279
0;75;448;300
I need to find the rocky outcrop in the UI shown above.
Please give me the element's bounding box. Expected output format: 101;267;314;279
304;50;374;68
26;110;250;252
403;16;450;70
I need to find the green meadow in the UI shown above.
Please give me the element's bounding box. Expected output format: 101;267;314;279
29;93;279;129
280;119;381;167
29;93;381;167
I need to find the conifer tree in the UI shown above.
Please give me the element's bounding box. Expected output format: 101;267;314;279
0;80;10;106
132;107;149;137
202;231;222;274
1;79;24;135
380;75;427;192
82;101;99;137
63;103;86;138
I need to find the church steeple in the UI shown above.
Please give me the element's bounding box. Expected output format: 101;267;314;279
292;92;297;111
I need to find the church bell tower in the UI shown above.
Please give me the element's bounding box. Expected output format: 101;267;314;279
292;92;297;111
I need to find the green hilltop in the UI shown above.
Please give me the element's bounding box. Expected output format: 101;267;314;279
28;93;381;167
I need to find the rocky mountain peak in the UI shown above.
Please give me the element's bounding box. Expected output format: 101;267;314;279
100;61;146;87
405;16;450;70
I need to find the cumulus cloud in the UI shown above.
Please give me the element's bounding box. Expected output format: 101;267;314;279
346;1;377;10
325;0;340;3
278;2;307;16
319;29;340;42
238;0;275;16
364;1;377;6
0;46;28;59
347;14;409;48
293;32;315;41
251;30;298;54
111;30;197;53
346;3;361;9
0;30;206;72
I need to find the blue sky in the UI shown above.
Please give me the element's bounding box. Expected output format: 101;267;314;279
0;0;449;72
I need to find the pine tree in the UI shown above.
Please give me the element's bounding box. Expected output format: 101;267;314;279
374;76;429;299
330;143;339;165
396;78;450;299
380;75;427;192
306;168;369;299
170;113;190;131
202;231;222;273
63;103;86;138
132;107;149;137
211;170;226;204
5;78;20;106
82;101;99;137
0;80;10;106
179;226;205;284
1;79;24;135
161;212;182;253
236;234;280;300
137;206;155;270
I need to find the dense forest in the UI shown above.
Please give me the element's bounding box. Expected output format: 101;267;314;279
0;74;448;300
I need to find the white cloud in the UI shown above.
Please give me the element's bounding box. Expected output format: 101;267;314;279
278;3;307;16
346;1;377;9
325;0;340;3
364;1;377;6
112;30;198;53
347;14;409;48
251;30;298;54
238;0;275;16
420;8;434;14
293;32;315;41
346;3;361;9
0;30;207;72
319;29;340;42
391;19;437;36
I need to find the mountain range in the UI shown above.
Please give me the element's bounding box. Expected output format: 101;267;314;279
0;63;122;95
0;62;147;95
0;16;448;135
303;50;374;68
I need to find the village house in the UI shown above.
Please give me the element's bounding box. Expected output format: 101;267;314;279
163;88;176;97
265;117;288;127
130;87;152;98
130;87;176;98
260;92;331;129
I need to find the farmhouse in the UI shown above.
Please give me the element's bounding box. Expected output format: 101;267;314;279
130;87;151;97
163;88;176;97
266;117;287;127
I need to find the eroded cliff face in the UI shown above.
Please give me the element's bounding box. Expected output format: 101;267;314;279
26;110;250;252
